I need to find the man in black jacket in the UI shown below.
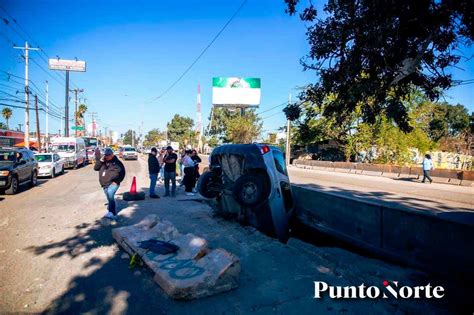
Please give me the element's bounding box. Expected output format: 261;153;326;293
94;147;126;219
148;147;160;198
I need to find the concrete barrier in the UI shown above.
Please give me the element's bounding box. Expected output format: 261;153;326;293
293;160;474;186
292;185;474;279
113;215;240;299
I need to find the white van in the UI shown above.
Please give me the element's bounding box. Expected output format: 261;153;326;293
50;137;87;169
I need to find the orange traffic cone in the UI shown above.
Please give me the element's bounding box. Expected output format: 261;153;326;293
123;176;145;201
130;176;137;194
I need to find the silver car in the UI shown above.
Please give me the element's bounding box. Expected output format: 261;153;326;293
197;143;295;243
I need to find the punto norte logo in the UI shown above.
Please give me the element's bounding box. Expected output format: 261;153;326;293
314;280;445;299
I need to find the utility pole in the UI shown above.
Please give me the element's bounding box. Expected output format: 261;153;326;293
132;130;135;147
14;42;39;146
285;94;292;167
34;95;41;151
65;71;69;136
88;112;97;136
45;81;49;146
70;88;84;136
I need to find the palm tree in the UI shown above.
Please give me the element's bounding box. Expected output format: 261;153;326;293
2;107;12;130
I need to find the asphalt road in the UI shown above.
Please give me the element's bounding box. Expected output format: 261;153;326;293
0;156;472;314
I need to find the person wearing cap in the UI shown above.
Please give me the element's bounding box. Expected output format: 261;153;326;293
163;146;178;197
94;147;126;219
148;147;160;198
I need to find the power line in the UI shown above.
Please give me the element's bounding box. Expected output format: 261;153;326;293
257;101;288;115
148;0;248;103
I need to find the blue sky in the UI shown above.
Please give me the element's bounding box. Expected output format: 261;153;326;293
0;0;473;138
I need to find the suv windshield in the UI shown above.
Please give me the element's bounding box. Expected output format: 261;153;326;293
35;154;52;162
124;148;135;152
52;144;75;152
272;150;288;176
0;150;16;163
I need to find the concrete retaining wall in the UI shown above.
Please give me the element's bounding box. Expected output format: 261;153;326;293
293;160;474;186
292;185;474;279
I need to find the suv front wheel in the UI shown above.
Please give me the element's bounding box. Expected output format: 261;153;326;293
5;175;19;195
233;174;269;207
197;171;222;199
30;171;38;187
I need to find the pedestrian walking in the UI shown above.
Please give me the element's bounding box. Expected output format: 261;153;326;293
163;146;178;197
148;147;160;198
94;147;126;219
182;150;196;195
422;154;434;183
191;149;202;181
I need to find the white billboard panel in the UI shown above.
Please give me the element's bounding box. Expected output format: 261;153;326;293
212;77;261;106
49;59;86;72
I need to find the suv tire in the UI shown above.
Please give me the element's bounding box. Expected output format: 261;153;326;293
29;171;38;187
5;175;19;195
233;174;269;207
197;171;221;199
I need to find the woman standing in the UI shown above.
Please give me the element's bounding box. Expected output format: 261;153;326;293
182;150;196;195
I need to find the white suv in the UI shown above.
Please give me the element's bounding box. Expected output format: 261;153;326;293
197;143;295;243
122;147;138;160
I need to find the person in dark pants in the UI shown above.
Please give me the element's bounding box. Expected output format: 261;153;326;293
422;154;434;183
191;149;202;181
163;146;178;197
148;147;160;198
94;147;126;219
182;150;196;195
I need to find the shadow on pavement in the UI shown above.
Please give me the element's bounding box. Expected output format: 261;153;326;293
21;182;474;314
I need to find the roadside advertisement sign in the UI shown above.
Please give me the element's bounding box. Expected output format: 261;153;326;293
48;59;86;72
212;77;261;106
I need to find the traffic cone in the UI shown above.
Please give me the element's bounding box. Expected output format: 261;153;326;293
123;176;145;201
130;176;137;194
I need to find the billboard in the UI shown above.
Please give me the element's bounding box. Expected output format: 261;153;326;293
212;77;261;106
49;59;86;72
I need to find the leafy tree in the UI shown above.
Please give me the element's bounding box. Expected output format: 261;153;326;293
2;107;12;130
207;108;262;144
428;102;470;141
166;114;195;148
285;0;473;132
144;128;166;147
0;122;7;130
123;129;138;146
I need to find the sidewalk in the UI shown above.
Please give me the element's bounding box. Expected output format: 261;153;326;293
45;157;472;314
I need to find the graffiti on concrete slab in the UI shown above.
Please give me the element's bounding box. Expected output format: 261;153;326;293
148;252;205;280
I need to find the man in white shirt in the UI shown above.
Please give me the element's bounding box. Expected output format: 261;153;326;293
422;154;434;183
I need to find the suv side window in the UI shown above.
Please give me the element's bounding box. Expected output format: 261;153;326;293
272;150;288;176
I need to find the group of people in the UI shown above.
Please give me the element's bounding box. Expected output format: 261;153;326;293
148;146;202;198
92;146;203;220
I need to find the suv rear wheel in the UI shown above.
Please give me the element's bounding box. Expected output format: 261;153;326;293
5;176;18;195
233;174;269;207
30;171;38;187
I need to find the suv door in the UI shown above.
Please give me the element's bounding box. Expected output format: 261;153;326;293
16;150;30;183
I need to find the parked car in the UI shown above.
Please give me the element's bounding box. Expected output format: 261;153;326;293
0;147;38;195
35;153;65;178
197;143;295;243
121;147;138;160
50;137;87;169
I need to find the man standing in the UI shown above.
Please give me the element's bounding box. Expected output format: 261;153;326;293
94;147;126;219
422;154;434;183
148;147;160;198
163;146;178;197
191;149;202;181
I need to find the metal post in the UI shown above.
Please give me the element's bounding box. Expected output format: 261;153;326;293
35;95;41;151
285;94;292;166
65;70;69;136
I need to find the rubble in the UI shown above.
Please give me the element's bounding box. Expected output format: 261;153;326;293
112;215;240;299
